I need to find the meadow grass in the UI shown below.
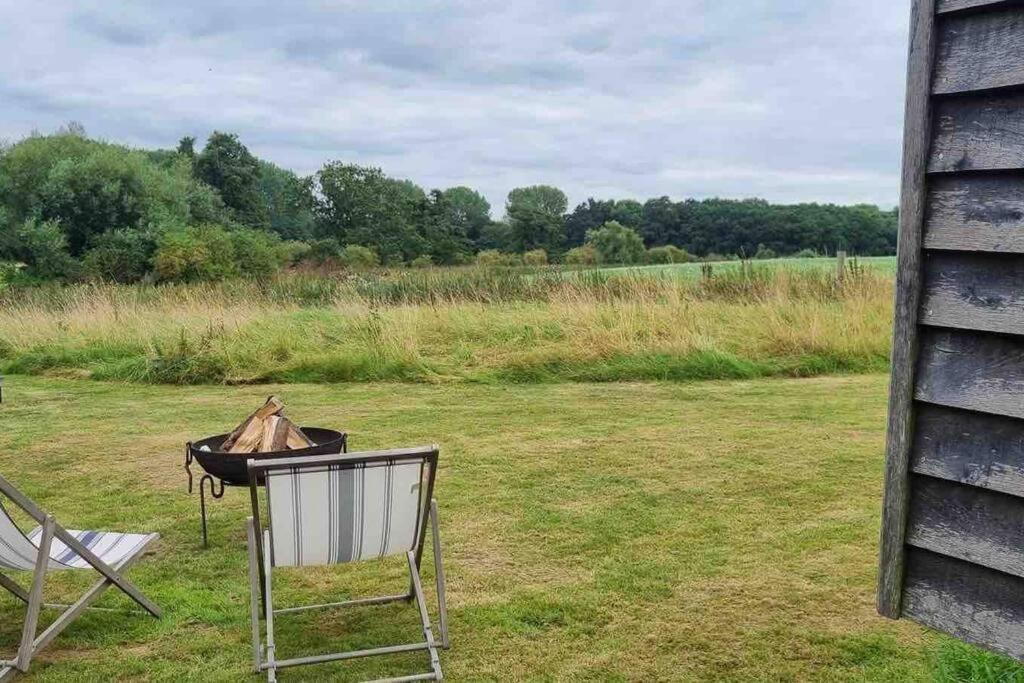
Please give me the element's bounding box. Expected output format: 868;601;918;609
0;374;1016;681
0;264;893;386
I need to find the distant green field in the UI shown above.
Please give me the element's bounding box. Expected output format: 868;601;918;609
598;255;897;279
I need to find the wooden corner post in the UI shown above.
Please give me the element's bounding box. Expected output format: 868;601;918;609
878;0;1024;660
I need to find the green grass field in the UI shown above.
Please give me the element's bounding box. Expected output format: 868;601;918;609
0;263;894;386
0;374;1020;681
598;255;897;279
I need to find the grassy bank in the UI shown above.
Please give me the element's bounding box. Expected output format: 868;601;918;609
0;266;893;385
0;374;1018;680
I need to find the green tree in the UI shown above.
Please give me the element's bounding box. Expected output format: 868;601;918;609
586;221;645;264
176;136;195;158
565;199;614;248
0;133;197;256
413;190;471;265
339;244;379;269
506;185;567;254
194;132;269;229
564;244;599;265
10;219;78;279
153;224;238;282
644;245;692;264
258;160;316;241
441;186;491;247
314;162;425;263
83;228;157;282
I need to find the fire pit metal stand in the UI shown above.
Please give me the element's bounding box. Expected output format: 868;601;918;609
184;428;347;548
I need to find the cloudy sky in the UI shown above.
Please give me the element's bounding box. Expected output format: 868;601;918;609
1;1;910;213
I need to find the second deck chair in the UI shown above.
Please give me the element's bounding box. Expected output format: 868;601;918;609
0;474;161;682
247;445;449;682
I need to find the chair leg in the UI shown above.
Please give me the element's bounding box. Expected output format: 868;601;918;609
246;518;262;674
17;516;54;672
262;530;277;683
407;551;442;681
430;500;450;650
0;573;29;604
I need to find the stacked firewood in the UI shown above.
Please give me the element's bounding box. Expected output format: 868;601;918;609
220;396;315;453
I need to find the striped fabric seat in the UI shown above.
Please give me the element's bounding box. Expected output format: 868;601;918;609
0;474;161;678
0;501;149;571
266;460;425;567
30;528;152;570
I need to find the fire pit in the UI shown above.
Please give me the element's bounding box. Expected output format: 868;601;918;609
185;427;347;547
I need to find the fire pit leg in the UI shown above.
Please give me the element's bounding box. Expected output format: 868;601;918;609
199;475;225;548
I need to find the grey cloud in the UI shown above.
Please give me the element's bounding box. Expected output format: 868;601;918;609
0;1;910;210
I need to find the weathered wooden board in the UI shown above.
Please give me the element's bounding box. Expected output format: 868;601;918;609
924;174;1024;252
912;403;1024;497
937;0;1019;14
915;328;1024;419
903;548;1024;660
920;252;1024;335
907;475;1024;576
877;0;938;620
882;0;1024;661
929;95;1024;173
934;8;1024;93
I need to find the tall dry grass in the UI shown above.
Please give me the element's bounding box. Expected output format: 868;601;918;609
0;266;893;384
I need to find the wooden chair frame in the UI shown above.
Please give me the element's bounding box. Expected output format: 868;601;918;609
246;446;449;682
0;474;161;682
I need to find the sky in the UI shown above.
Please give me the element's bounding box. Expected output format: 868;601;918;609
0;1;911;213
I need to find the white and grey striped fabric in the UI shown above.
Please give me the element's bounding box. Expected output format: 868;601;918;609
266;460;426;568
0;501;149;571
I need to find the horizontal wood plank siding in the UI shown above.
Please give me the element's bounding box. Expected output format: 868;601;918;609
915;328;1024;419
912;403;1024;496
934;9;1024;93
920;252;1024;334
907;475;1024;576
924;174;1024;252
937;0;1018;14
929;95;1024;173
888;0;1024;659
903;548;1024;660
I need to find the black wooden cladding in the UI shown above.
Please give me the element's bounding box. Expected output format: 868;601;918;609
934;9;1024;93
911;403;1024;497
915;327;1024;419
925;174;1024;252
920;252;1024;334
907;474;1024;576
937;0;1022;15
929;95;1024;173
880;0;1024;659
903;548;1024;660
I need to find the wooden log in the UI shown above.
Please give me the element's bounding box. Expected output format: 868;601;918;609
920;251;1024;335
283;419;315;449
924;174;1024;253
903;547;1024;660
912;403;1024;498
907;474;1024;577
229;417;266;454
260;415;290;452
915;328;1024;420
934;7;1024;94
929;94;1024;173
221;396;284;451
878;0;937;621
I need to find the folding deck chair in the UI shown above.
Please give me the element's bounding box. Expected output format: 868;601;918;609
0;474;161;681
247;445;449;682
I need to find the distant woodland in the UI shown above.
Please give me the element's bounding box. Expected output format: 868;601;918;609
0;125;898;282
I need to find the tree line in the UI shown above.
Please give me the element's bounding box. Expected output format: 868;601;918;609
0;126;897;283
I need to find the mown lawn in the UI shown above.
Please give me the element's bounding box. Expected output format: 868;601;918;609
0;375;1017;681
